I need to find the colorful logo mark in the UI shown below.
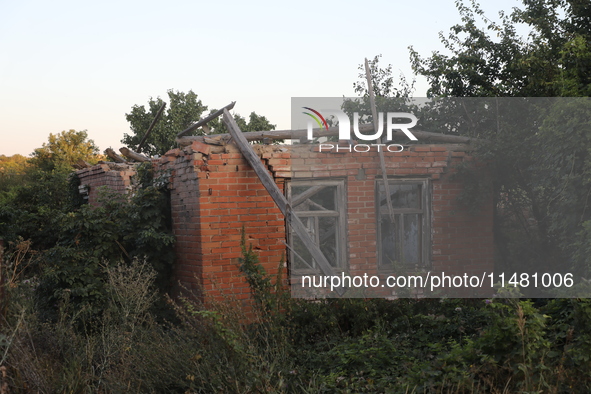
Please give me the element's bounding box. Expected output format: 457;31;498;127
302;107;329;131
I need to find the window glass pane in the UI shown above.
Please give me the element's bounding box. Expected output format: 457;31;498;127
292;217;314;270
292;185;336;211
379;217;398;267
319;216;338;267
309;186;336;210
379;183;421;209
403;214;421;264
293;234;313;270
291;185;308;198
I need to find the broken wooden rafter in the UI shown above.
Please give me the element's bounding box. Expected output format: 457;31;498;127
221;108;346;296
137;102;166;153
177;124;475;146
105;148;128;163
72;159;91;169
119;147;151;162
203;135;225;146
176;101;236;138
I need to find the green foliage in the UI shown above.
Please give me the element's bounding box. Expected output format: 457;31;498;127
207;110;276;135
0;154;28;198
532;99;591;274
410;0;591;97
238;228;285;314
3;242;591;392
0;168;77;250
450;161;493;215
0;154;28;175
122;89;276;156
1;156;174;319
123;89;208;156
1;130;99;247
0;130;100;250
37;163;174;317
341;55;419;143
29;129;99;172
353;54;416;99
406;0;591;275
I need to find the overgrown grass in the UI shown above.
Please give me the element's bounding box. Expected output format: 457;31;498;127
1;238;591;393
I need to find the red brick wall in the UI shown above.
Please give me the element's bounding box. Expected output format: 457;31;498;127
76;163;135;206
286;143;494;297
155;142;287;309
78;141;494;302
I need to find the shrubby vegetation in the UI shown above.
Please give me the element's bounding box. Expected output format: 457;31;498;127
1;0;591;392
2;240;591;392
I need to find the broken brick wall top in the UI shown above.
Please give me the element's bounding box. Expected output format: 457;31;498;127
76;162;136;206
76;140;494;302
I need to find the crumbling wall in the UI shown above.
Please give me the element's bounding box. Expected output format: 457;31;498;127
77;141;494;301
288;143;493;297
75;163;136;206
154;141;287;306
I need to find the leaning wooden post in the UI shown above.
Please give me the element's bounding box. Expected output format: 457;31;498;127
222;108;346;296
365;57;396;224
177;101;236;138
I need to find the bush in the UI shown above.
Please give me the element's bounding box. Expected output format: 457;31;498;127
2;225;591;392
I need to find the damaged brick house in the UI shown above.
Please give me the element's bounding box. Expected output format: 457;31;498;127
75;117;494;303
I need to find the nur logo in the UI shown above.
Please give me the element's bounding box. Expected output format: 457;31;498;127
302;107;418;141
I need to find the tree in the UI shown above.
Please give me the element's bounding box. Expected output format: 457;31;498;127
353;54;416;99
0;155;29;204
1;130;99;245
123;89;209;156
409;0;591;97
0;154;28;175
408;0;591;276
206;110;276;135
341;55;420;142
123;89;277;156
30;129;99;172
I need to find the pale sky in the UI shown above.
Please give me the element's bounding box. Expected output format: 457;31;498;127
0;0;523;157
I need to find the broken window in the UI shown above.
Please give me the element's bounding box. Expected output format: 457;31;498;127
287;179;347;272
377;179;430;269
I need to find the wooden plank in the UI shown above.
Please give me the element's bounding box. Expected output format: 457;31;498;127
177;124;476;146
203;135;225;146
291;185;326;207
365;57;396;224
177;101;236;138
119;147;151;162
137;102;166;153
299;199;329;212
222;109;346;296
337;181;348;267
222;109;287;213
293;210;339;217
72;159;91;169
281;240;315;270
104;148;127;163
